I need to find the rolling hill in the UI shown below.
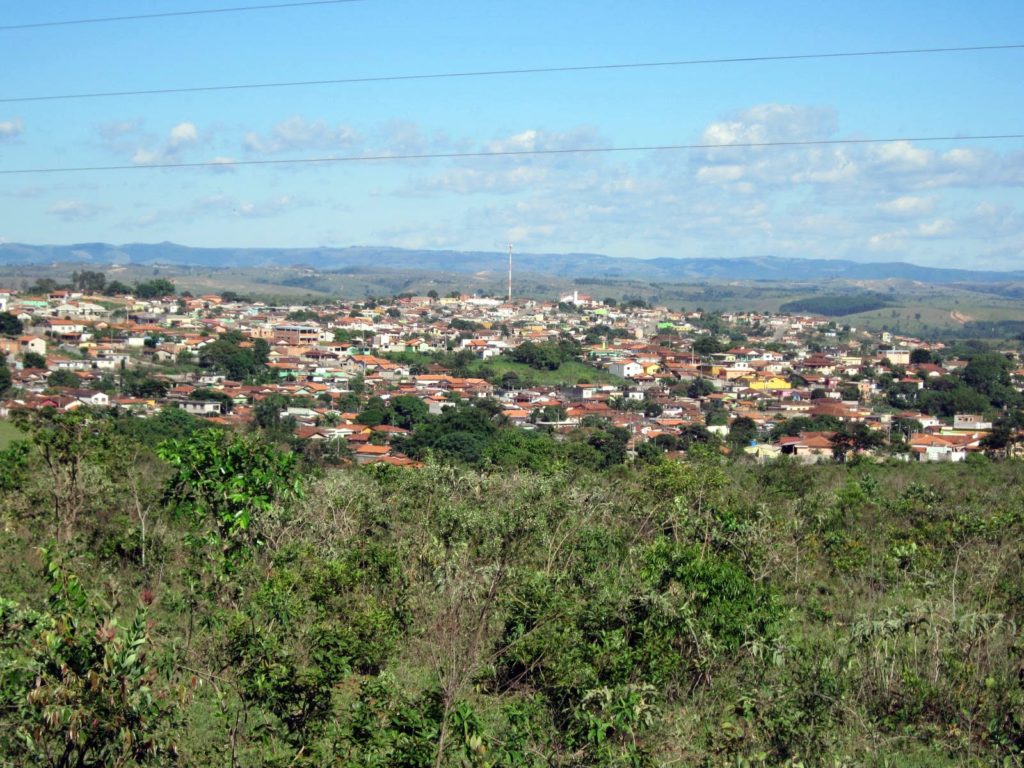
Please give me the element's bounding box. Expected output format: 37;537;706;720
2;242;1023;285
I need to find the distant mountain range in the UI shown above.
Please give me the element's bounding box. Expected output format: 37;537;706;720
1;241;1022;285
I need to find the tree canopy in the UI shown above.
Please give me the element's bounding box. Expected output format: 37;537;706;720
0;312;23;337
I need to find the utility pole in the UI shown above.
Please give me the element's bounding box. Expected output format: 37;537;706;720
507;243;513;304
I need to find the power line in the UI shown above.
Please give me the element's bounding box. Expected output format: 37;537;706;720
1;134;1020;175
3;44;1022;103
0;0;365;31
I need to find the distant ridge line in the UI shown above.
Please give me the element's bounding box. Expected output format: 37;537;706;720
1;242;1022;285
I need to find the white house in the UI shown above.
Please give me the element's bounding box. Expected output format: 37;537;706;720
953;414;993;431
609;360;643;379
68;389;110;407
19;336;47;357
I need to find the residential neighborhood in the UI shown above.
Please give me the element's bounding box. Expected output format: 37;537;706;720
2;278;1022;466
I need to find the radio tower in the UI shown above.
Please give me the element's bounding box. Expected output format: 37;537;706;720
507;243;513;304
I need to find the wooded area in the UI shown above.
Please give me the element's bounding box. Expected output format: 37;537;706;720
1;408;1023;766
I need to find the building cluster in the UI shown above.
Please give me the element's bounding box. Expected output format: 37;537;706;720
2;285;1023;465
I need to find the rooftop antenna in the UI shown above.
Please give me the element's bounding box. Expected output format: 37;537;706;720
507;242;513;304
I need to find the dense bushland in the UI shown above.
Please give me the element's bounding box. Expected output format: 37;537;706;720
1;411;1024;766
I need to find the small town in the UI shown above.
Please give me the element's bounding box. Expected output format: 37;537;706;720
3;274;1021;466
5;2;1024;764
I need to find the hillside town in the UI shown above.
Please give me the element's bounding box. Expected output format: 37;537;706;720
2;277;1023;466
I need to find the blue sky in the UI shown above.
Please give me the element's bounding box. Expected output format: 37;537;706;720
1;0;1023;267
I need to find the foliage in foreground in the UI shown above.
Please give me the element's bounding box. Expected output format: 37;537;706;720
1;415;1024;766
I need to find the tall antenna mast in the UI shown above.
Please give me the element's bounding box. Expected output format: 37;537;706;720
507;242;513;304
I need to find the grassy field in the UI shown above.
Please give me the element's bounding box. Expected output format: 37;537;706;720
840;291;1024;337
0;421;25;449
383;350;621;387
470;358;622;386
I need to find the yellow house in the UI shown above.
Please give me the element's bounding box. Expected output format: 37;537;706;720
739;374;792;391
641;362;661;375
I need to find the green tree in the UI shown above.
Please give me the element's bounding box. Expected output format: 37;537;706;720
158;430;301;568
114;406;201;444
0;311;23;336
28;278;63;294
48;369;80;389
508;339;579;371
134;279;176;299
121;370;170;398
910;348;933;364
0;360;11;395
539;404;568;422
71;269;107;293
396;402;499;465
356;396;388;427
335;390;361;412
839;384;861;401
22;350;47;369
198;333;270;381
961;351;1017;407
388;394;429;430
253;395;285;431
586;425;630;468
830;423;884;461
11;407;113;542
635;440;664;464
103;279;132;295
981;410;1024;456
0;555;180;766
727;416;758;450
687;378;717;398
692;336;726;356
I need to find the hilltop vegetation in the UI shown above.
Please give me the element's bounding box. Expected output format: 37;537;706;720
1;409;1024;766
779;294;891;317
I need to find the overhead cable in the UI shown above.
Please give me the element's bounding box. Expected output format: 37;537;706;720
3;44;1022;103
2;133;1021;175
0;0;365;31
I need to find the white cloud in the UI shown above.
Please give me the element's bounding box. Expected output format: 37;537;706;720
376;107;1024;266
867;231;905;251
131;121;205;165
98;119;142;140
192;194;302;219
407;165;552;196
244;116;359;154
876;196;935;217
0;118;24;140
696;164;744;184
869;140;932;169
373;119;454;156
396;126;610;198
169;121;199;148
486;126;602;155
917;218;955;237
47;200;108;222
700;104;838;146
93;106;1024;269
204;156;238;174
124;193;304;230
132;148;160;165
